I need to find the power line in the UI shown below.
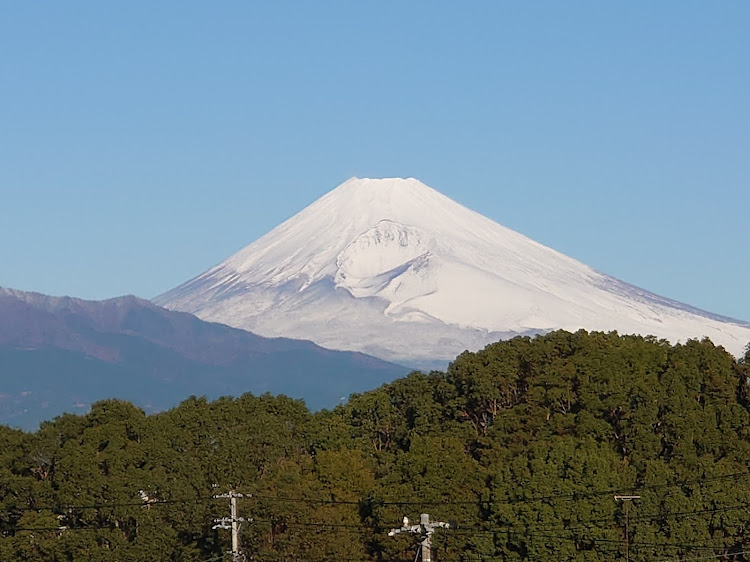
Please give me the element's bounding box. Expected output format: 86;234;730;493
447;527;734;552
378;471;750;507
7;470;750;515
250;470;750;508
5;495;216;512
658;550;750;562
10;495;750;537
199;556;227;562
10;495;750;530
9;518;746;559
509;498;750;534
7;486;750;562
252;494;361;505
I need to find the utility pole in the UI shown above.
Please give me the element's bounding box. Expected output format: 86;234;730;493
213;490;250;562
614;495;640;562
389;513;453;562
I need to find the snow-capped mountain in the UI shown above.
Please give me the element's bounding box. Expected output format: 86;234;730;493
155;177;750;366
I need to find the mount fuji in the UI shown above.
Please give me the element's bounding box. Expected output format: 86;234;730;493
155;177;750;366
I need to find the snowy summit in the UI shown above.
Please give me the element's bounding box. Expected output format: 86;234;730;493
155;177;750;366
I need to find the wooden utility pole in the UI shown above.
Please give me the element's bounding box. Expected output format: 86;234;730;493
614;495;640;562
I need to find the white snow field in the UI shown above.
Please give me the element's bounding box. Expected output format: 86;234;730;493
155;177;750;367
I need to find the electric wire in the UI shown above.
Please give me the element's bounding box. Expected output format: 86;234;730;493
249;470;750;507
7;470;750;514
658;550;750;562
6;479;750;561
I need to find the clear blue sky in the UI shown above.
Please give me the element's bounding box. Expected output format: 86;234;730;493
2;2;749;321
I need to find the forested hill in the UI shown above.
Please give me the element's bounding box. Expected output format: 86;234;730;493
2;330;750;561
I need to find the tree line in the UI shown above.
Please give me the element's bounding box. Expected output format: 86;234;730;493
2;330;750;561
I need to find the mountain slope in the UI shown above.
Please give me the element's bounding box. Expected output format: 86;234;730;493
155;177;750;365
0;288;407;430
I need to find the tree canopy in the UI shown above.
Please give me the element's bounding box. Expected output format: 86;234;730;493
2;330;750;560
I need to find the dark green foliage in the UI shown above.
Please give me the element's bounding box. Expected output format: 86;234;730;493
2;331;750;560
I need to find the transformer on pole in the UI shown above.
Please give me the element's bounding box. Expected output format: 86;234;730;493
389;513;453;562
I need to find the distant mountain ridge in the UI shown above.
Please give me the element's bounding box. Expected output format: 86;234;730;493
0;287;407;430
156;177;750;364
